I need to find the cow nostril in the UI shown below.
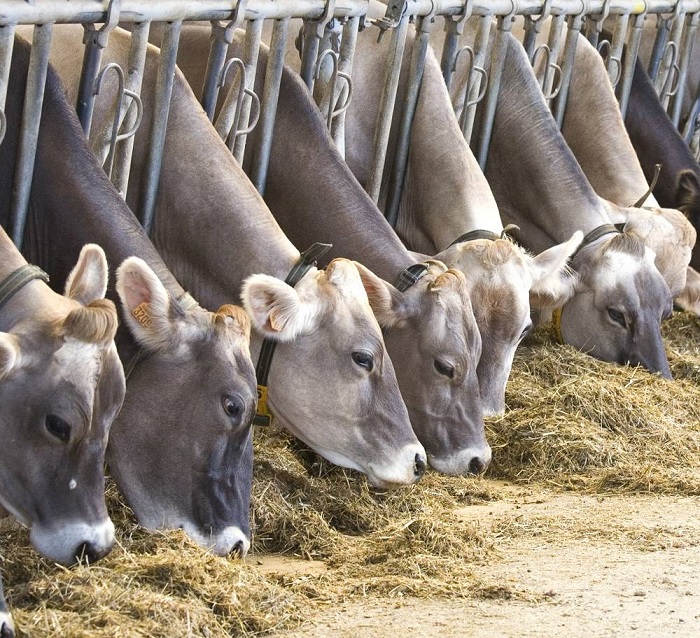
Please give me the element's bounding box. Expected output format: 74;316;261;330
414;453;427;479
74;541;99;564
0;621;15;638
230;540;245;559
468;457;486;476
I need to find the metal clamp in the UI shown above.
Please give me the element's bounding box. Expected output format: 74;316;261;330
314;48;353;129
597;38;622;89
373;0;408;44
94;62;143;179
210;0;248;44
524;0;553;34
444;0;474;37
532;43;562;99
453;46;488;112
216;57;261;147
83;0;122;48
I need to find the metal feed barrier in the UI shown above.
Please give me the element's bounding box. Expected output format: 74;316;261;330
1;0;700;246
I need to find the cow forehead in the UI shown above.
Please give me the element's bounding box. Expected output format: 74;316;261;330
54;337;103;395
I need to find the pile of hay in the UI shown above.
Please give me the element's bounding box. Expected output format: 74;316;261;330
3;311;700;636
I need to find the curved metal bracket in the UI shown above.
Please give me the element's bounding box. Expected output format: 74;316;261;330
211;0;248;44
532;43;562;99
83;0;122;48
597;39;622;89
444;0;474;37
591;0;612;33
453;45;488;133
524;0;553;34
216;57;261;148
94;62;143;179
315;48;353;129
373;0;408;43
660;40;681;100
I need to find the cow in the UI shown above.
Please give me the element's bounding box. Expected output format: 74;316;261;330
0;230;125;637
33;25;427;487
445;26;675;377
3;36;259;556
167;24;497;473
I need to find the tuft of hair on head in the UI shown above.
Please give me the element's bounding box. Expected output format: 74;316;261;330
214;304;252;341
59;298;119;345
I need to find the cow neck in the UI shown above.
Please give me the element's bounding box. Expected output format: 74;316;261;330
560;36;660;209
261;60;421;282
0;264;50;313
484;32;609;254
253;242;332;427
396;36;503;255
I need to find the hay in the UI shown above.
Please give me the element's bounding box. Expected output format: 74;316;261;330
3;311;700;635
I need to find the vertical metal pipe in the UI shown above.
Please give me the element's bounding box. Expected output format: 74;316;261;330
648;15;670;82
331;15;359;155
476;12;514;171
553;12;584;129
233;18;263;164
617;12;645;119
140;20;181;236
385;14;432;227
541;13;565;107
300;20;321;90
112;20;150;199
76;28;104;136
0;24;17;115
462;14;491;148
670;13;699;128
201;23;232;121
366;13;410;204
658;9;684;108
250;18;289;195
441;18;460;89
9;23;53;250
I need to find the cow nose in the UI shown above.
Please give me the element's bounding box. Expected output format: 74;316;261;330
0;621;14;638
414;453;427;479
468;456;487;476
230;540;246;558
74;541;108;564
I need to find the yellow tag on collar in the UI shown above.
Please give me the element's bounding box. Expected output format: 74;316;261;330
132;302;153;328
254;384;273;426
551;306;564;344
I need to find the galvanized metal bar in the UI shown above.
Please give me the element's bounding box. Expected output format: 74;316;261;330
366;3;410;204
140;19;181;236
330;15;359;155
112;20;150;199
385;11;435;227
300;20;322;89
250;18;290;195
232;18;263;164
476;10;516;170
605;10;629;89
76;28;105;136
552;7;586;128
617;10;646;118
9;22;53;249
440;0;474;89
201;0;247;120
670;11;699;127
0;24;17;117
461;13;492;147
654;1;684;99
541;12;565;105
648;14;671;80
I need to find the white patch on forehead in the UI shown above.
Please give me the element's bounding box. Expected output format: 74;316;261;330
54;337;102;388
598;249;654;290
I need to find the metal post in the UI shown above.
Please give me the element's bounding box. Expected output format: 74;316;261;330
617;10;646;118
461;13;491;148
475;9;515;171
330;15;360;155
233;18;263;164
552;7;586;128
299;0;335;91
9;23;53;249
250;18;289;195
385;12;435;227
366;0;409;204
670;11;699;128
0;24;17;118
648;14;671;81
541;12;565;107
140;19;181;236
112;20;150;199
440;0;473;90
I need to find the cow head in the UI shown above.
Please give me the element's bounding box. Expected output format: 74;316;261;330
110;257;256;556
242;258;426;488
555;232;672;378
0;244;124;566
435;232;583;416
351;260;491;476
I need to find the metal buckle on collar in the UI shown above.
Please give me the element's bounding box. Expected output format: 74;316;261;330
253;242;332;427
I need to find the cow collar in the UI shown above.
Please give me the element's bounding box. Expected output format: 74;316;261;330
0;264;50;312
395;263;430;292
254;242;332;427
447;224;520;248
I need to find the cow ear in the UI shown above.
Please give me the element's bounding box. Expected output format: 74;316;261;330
241;274;320;341
675;170;700;215
64;244;109;304
675;266;700;316
116;257;177;351
0;333;21;381
352;261;407;328
528;231;582;309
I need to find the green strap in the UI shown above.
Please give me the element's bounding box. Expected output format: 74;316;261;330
570;224;621;262
0;265;50;312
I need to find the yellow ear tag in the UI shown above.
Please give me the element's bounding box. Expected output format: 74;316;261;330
254;384;273;427
132;302;153;328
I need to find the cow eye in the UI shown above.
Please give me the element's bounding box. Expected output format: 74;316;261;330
434;359;455;379
45;415;71;443
607;308;627;328
222;395;243;420
352;351;374;372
